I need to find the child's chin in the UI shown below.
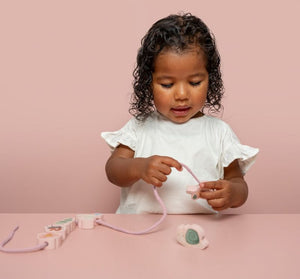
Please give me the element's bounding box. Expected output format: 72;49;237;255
169;117;190;124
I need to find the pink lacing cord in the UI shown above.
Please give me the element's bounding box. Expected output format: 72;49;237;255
95;162;200;234
0;226;48;253
96;185;167;235
0;163;200;252
181;162;201;185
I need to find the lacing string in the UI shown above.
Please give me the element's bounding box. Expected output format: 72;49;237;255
96;162;200;234
180;162;201;184
0;226;48;253
96;186;167;234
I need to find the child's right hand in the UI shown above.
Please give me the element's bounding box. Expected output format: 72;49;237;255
138;155;182;187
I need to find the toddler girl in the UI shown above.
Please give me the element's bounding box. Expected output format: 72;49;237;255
101;13;259;214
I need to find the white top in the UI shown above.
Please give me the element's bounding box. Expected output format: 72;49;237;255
101;112;259;214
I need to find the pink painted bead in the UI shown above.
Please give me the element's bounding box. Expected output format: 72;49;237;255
186;185;201;200
54;217;76;234
37;232;63;250
76;214;97;229
45;225;67;240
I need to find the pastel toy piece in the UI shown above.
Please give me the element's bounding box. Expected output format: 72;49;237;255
37;232;63;250
54;217;76;234
186;185;201;200
45;225;67;240
94;213;102;219
186;184;212;200
76;214;97;229
176;224;209;249
68;217;76;231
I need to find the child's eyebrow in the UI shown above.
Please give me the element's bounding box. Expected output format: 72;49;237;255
155;73;207;80
155;75;173;81
189;73;207;78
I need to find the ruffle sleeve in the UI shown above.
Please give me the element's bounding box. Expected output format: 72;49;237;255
101;118;139;152
221;124;259;175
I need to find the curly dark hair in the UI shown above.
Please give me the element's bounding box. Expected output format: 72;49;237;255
130;13;224;120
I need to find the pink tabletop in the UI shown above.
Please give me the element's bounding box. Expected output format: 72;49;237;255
0;213;299;279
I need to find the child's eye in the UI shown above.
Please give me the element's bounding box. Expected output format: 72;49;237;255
190;81;201;86
160;83;173;89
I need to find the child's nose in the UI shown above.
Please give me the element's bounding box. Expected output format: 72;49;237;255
174;83;189;100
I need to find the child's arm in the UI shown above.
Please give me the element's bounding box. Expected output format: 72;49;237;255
105;144;182;187
199;159;248;211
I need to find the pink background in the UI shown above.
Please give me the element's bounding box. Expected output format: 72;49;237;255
0;0;299;213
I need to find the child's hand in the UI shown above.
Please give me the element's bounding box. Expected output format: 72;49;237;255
199;178;247;211
138;155;182;187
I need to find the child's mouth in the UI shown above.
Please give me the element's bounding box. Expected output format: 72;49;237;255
171;106;191;116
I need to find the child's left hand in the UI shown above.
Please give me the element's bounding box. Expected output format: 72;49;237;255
199;178;247;211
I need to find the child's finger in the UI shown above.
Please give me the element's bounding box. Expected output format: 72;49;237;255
208;198;229;211
199;188;223;200
161;156;182;171
200;181;224;190
157;163;173;175
150;177;163;187
211;205;228;211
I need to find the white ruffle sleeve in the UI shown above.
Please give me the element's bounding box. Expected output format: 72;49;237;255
101;118;138;152
221;123;259;175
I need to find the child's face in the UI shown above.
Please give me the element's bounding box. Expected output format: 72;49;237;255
152;47;208;124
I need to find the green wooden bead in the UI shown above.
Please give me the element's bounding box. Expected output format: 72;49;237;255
185;229;199;245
